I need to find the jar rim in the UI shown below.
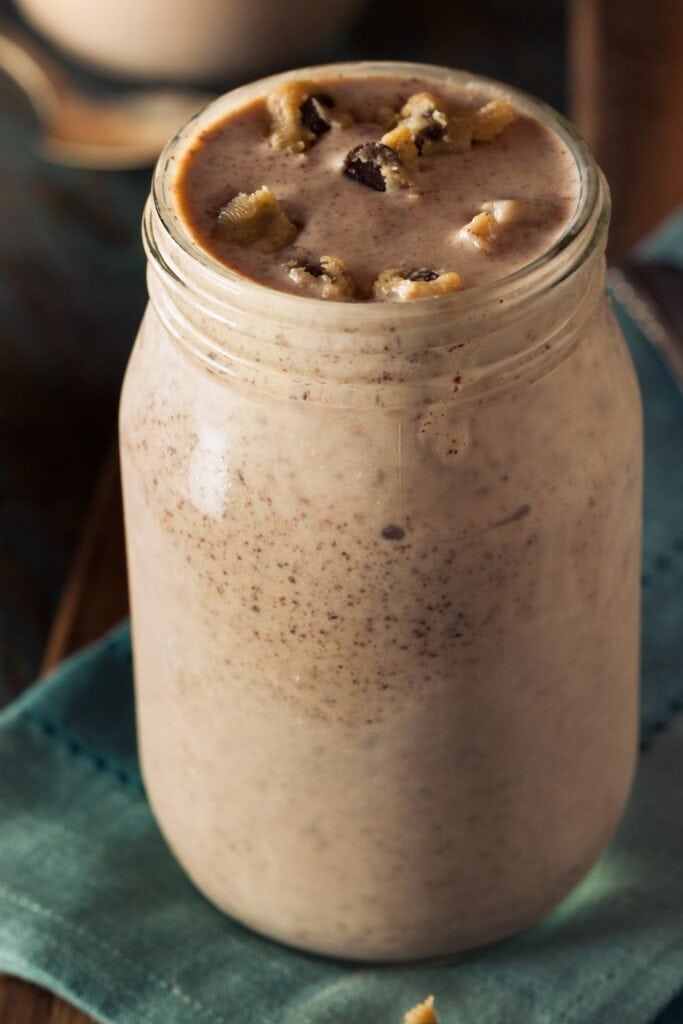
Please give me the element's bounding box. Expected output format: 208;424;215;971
149;60;605;340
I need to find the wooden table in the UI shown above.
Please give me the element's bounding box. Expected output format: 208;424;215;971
569;0;683;257
0;450;127;1024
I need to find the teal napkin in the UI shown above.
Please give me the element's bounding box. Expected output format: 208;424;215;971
1;216;683;1024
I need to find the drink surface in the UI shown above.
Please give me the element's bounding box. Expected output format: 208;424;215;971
175;73;580;299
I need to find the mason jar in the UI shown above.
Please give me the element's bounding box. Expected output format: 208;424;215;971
119;63;643;962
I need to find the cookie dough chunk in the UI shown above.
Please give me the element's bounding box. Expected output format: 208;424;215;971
288;255;357;300
403;995;438;1024
381;92;516;163
216;186;298;253
343;142;411;192
373;267;462;301
471;98;517;141
459;197;554;252
382;91;471;161
267;80;351;153
458;210;499;253
481;197;555;225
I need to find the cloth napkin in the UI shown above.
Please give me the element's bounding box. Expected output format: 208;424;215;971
1;217;682;1024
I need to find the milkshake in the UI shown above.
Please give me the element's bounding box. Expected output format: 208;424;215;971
119;63;642;961
176;72;577;295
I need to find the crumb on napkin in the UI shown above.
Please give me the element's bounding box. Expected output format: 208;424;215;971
403;994;438;1024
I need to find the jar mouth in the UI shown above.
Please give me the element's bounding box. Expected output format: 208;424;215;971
149;59;605;341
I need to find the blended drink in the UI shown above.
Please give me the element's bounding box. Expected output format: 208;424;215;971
177;73;578;295
120;63;642;960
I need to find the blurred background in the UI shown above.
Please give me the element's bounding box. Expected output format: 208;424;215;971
0;0;681;702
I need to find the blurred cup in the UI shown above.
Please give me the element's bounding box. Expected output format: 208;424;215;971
14;0;364;82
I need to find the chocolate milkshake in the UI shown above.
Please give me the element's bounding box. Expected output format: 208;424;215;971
176;73;577;297
119;63;642;961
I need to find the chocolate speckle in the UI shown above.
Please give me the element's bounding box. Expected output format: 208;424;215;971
381;524;406;541
490;504;531;529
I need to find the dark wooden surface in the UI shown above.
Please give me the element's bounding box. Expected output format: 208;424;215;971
39;445;127;676
569;0;683;257
0;976;93;1023
0;13;148;706
0;448;125;1022
0;0;145;1013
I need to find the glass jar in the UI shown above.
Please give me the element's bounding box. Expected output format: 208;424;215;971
119;63;643;962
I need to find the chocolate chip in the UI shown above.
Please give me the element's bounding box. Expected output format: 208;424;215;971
344;142;401;192
415;120;446;154
381;524;405;541
300;94;334;137
405;268;439;282
293;260;325;278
